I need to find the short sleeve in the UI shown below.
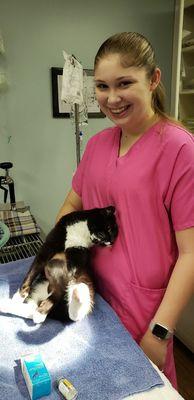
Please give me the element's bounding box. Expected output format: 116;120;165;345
165;142;194;231
72;138;93;197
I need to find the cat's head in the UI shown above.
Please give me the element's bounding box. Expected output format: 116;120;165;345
88;206;118;246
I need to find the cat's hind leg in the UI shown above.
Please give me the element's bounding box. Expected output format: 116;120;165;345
67;282;93;321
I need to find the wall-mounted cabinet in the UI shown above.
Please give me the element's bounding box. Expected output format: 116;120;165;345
171;0;194;133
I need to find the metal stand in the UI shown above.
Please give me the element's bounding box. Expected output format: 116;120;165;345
74;103;81;166
0;162;16;210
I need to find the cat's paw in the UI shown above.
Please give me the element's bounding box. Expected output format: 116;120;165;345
32;310;47;324
67;283;92;321
12;290;26;303
19;284;31;299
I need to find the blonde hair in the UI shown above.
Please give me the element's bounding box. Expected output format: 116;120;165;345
94;32;169;120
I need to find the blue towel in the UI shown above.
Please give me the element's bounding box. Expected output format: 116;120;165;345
0;257;164;399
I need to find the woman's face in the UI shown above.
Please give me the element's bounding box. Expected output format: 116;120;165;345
94;53;160;135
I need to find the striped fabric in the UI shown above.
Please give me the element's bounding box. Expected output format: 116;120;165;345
0;204;40;238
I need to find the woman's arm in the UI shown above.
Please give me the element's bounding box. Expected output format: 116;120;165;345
140;226;194;369
152;227;194;329
56;189;83;223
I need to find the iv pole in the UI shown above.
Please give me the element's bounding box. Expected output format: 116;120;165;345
74;103;81;166
71;54;82;166
61;52;84;166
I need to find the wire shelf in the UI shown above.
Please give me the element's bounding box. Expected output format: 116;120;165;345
0;233;44;264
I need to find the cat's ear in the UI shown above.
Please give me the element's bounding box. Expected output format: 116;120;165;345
105;206;115;215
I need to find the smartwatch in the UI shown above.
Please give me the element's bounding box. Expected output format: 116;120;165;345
149;321;174;340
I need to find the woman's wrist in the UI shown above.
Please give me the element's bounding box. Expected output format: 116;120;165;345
140;329;168;369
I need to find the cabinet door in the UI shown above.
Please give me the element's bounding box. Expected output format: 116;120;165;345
179;2;194;132
171;0;184;118
171;0;194;134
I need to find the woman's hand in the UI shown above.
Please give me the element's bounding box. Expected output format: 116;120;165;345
139;329;168;370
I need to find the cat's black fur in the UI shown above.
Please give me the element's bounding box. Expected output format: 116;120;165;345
16;206;118;322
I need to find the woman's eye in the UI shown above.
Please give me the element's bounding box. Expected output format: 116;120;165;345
119;81;132;88
96;83;108;90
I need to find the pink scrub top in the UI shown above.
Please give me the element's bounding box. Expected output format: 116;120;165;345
72;120;194;386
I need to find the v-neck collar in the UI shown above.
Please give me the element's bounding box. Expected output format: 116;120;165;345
115;119;163;160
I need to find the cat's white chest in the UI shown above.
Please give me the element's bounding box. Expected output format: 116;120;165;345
65;221;92;249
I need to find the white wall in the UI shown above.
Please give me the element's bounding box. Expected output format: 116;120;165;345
0;0;174;233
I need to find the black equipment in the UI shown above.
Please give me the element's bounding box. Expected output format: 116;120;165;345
0;162;16;209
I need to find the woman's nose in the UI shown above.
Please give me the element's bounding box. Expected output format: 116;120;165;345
107;90;121;105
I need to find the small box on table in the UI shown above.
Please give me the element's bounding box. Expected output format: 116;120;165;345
21;353;51;400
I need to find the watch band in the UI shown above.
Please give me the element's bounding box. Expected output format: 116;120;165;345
149;320;174;340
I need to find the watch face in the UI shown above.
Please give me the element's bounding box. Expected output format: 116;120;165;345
152;324;168;339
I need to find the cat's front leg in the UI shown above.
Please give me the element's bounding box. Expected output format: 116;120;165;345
67;282;94;321
13;257;47;302
14;239;60;302
12;279;33;303
32;297;54;324
13;272;37;303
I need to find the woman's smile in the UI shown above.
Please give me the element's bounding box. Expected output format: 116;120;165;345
108;104;132;118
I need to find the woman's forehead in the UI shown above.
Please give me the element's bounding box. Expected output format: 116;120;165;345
94;55;145;80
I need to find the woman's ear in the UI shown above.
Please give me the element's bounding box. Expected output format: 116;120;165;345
150;68;161;91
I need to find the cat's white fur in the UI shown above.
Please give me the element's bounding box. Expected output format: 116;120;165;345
65;220;112;248
12;279;92;324
67;282;92;321
65;221;92;249
11;221;95;323
0;297;36;319
26;281;50;323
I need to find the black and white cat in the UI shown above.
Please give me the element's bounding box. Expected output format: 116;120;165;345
13;206;118;324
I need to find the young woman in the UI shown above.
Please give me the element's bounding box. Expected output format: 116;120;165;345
56;32;194;388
